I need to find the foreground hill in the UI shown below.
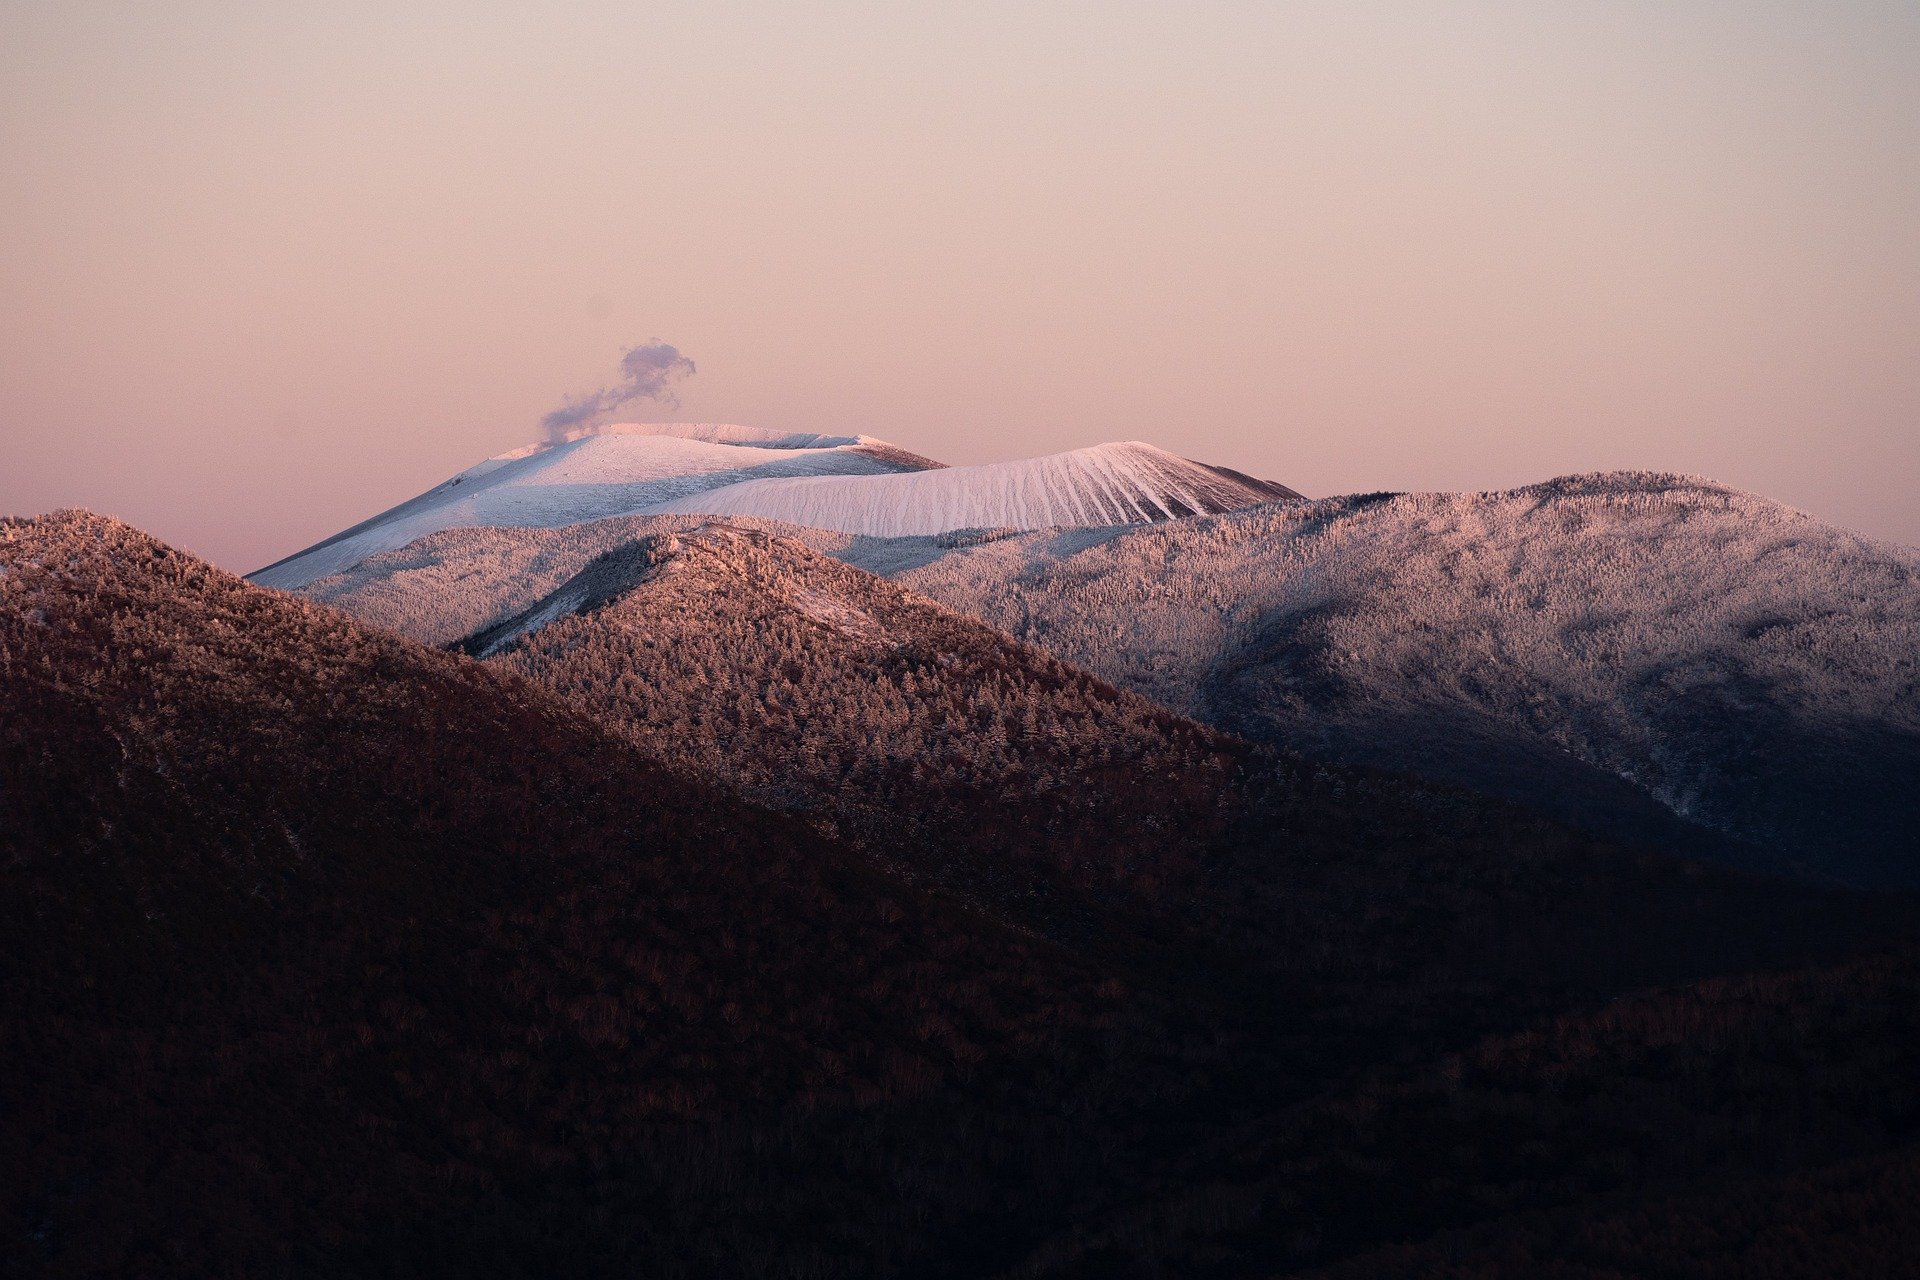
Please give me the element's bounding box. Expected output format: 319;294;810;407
844;473;1920;885
1011;946;1920;1280
0;511;1215;1277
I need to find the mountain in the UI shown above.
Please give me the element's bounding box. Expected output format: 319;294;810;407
293;506;1913;993
845;472;1920;886
301;468;1920;885
444;516;1908;1006
0;510;1211;1277
6;510;1914;1278
250;422;941;589
456;521;1253;925
649;440;1303;536
294;512;681;644
251;428;1298;590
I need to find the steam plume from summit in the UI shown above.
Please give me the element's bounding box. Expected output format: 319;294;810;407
542;341;696;440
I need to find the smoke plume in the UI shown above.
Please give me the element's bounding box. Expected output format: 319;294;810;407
542;341;696;440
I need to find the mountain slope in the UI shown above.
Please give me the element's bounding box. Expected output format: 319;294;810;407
459;522;1252;920
852;472;1920;884
652;439;1302;535
250;422;939;589
307;470;1918;883
252;429;1297;591
417;518;1899;1029
1011;945;1920;1280
0;510;1212;1278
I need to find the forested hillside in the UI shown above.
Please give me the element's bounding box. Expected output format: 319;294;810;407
448;519;1898;1021
862;473;1920;884
298;472;1920;886
0;512;1216;1276
464;522;1252;922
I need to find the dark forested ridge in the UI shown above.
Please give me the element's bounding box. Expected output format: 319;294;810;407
1008;947;1920;1279
3;510;1916;1278
0;512;1183;1275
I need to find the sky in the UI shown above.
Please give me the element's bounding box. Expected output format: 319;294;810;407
3;1;1916;570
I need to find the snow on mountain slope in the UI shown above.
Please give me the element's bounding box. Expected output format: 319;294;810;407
277;428;1920;878
649;441;1301;537
296;515;685;644
250;423;938;589
853;473;1920;884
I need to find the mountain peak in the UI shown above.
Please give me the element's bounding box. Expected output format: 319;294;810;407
250;426;1300;588
251;425;938;589
650;440;1303;537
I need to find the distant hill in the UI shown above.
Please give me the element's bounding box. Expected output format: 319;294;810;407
303;468;1920;884
852;472;1920;885
0;510;1187;1276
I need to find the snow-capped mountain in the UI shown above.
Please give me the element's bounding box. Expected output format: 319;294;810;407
650;441;1302;536
250;423;938;589
251;427;1300;588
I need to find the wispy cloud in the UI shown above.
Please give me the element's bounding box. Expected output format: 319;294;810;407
542;341;696;440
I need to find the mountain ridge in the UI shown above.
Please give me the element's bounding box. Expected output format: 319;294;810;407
250;423;939;589
863;469;1920;884
650;439;1304;536
287;466;1920;883
250;427;1301;589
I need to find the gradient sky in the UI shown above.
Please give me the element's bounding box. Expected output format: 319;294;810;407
4;1;1916;570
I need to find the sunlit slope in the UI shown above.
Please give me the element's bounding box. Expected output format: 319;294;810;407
0;509;1169;1276
249;423;937;589
651;440;1302;536
846;473;1920;883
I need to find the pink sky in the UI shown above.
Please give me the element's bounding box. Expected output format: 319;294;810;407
3;2;1916;570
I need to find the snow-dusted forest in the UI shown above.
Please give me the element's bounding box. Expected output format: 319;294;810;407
300;468;1920;882
868;473;1920;882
